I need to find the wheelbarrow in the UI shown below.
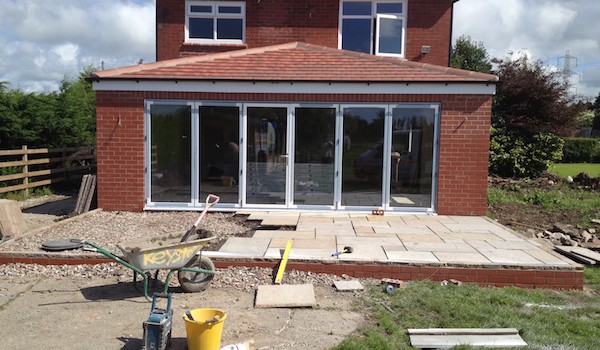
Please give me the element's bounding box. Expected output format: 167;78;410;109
72;194;221;300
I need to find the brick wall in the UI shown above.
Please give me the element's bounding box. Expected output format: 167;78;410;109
156;0;454;66
96;90;491;214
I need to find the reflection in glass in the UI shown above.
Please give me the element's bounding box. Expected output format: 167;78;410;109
342;107;385;207
150;105;192;203
294;108;336;206
246;107;287;205
342;18;372;54
390;107;435;207
199;106;239;204
378;17;402;54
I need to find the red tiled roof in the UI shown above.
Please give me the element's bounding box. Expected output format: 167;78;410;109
92;42;498;83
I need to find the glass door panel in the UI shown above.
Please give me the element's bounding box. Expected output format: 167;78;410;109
390;107;436;208
293;107;336;206
149;104;192;203
199;106;239;204
341;107;385;207
246;107;288;205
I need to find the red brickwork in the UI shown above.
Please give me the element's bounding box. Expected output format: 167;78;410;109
96;90;491;214
156;0;454;66
0;253;584;290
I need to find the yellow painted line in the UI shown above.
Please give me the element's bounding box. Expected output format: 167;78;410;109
274;240;293;285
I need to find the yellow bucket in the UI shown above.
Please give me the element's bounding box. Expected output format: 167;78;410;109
183;308;227;350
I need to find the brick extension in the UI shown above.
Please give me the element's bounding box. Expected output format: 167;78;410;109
0;252;584;290
156;0;456;67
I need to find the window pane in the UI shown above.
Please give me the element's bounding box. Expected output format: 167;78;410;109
342;18;372;54
150;105;192;203
218;6;242;14
342;1;372;15
189;18;214;39
342;107;385;207
217;18;243;40
390;107;436;208
294;108;336;206
199;106;239;204
377;3;402;14
378;17;402;54
246;107;288;205
190;5;212;13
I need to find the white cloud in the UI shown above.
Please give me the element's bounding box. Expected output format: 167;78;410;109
0;0;155;92
454;0;600;98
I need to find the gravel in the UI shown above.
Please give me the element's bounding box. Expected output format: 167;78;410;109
1;202;375;292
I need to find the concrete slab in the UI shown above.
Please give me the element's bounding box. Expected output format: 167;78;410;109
253;230;315;239
260;216;299;226
433;251;491;264
403;241;476;253
218;237;270;257
334;280;364;291
385;250;439;263
479;249;542;264
255;284;316;308
408;328;527;349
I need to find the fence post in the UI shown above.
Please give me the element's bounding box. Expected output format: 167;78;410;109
22;145;29;197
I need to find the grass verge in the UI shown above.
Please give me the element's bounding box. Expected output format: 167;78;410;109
334;270;600;350
549;163;600;178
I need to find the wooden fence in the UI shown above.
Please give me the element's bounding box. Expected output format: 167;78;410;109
0;146;96;195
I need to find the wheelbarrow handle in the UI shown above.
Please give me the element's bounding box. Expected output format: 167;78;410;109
181;194;220;242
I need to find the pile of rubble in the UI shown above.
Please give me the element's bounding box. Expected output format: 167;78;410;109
536;222;600;247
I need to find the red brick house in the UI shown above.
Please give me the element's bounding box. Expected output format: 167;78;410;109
91;0;497;215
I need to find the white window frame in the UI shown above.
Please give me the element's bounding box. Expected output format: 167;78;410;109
338;0;407;58
185;1;246;44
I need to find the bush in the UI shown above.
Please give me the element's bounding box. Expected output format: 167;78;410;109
489;129;564;178
562;138;600;163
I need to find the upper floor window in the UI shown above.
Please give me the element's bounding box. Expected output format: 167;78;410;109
186;1;245;44
339;1;406;58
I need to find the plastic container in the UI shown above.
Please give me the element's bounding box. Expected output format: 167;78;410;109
183;308;227;350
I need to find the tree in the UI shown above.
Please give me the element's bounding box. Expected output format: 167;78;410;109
493;54;580;137
450;35;492;73
489;54;582;177
593;93;600;131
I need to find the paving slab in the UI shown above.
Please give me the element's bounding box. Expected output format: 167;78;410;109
408;328;527;349
384;250;439;263
334;280;364;291
403;241;476;253
268;237;335;250
337;245;388;262
299;217;335;223
464;240;496;250
246;213;270;221
259;216;299;226
264;248;336;260
438;232;507;242
488;240;539;250
218;237;271;257
433;251;491;264
353;226;375;235
252;230;315;239
387;223;434;233
396;233;443;243
524;249;572;265
255;284;316;308
479;249;542;265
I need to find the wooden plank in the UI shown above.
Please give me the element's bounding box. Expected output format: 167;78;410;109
83;175;96;213
0;178;66;194
255;284;316;308
555;246;597;265
274;239;293;284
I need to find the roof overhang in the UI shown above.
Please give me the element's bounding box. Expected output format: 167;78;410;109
92;79;496;95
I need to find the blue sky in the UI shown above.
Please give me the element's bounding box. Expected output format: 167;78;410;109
1;0;599;98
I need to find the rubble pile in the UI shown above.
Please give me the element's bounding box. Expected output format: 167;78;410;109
536;222;600;247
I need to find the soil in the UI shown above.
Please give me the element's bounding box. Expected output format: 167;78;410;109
0;273;366;350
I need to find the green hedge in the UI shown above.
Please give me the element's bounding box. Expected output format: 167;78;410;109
562;138;600;163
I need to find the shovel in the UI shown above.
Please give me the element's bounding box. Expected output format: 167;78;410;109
180;194;220;242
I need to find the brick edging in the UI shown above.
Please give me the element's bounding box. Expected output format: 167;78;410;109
0;252;584;290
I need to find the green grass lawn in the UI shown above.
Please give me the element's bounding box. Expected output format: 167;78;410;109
549;163;600;178
334;269;600;349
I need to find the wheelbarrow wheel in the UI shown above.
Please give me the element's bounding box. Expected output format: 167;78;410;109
178;256;215;293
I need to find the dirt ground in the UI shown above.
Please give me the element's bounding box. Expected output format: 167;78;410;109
0;274;365;350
